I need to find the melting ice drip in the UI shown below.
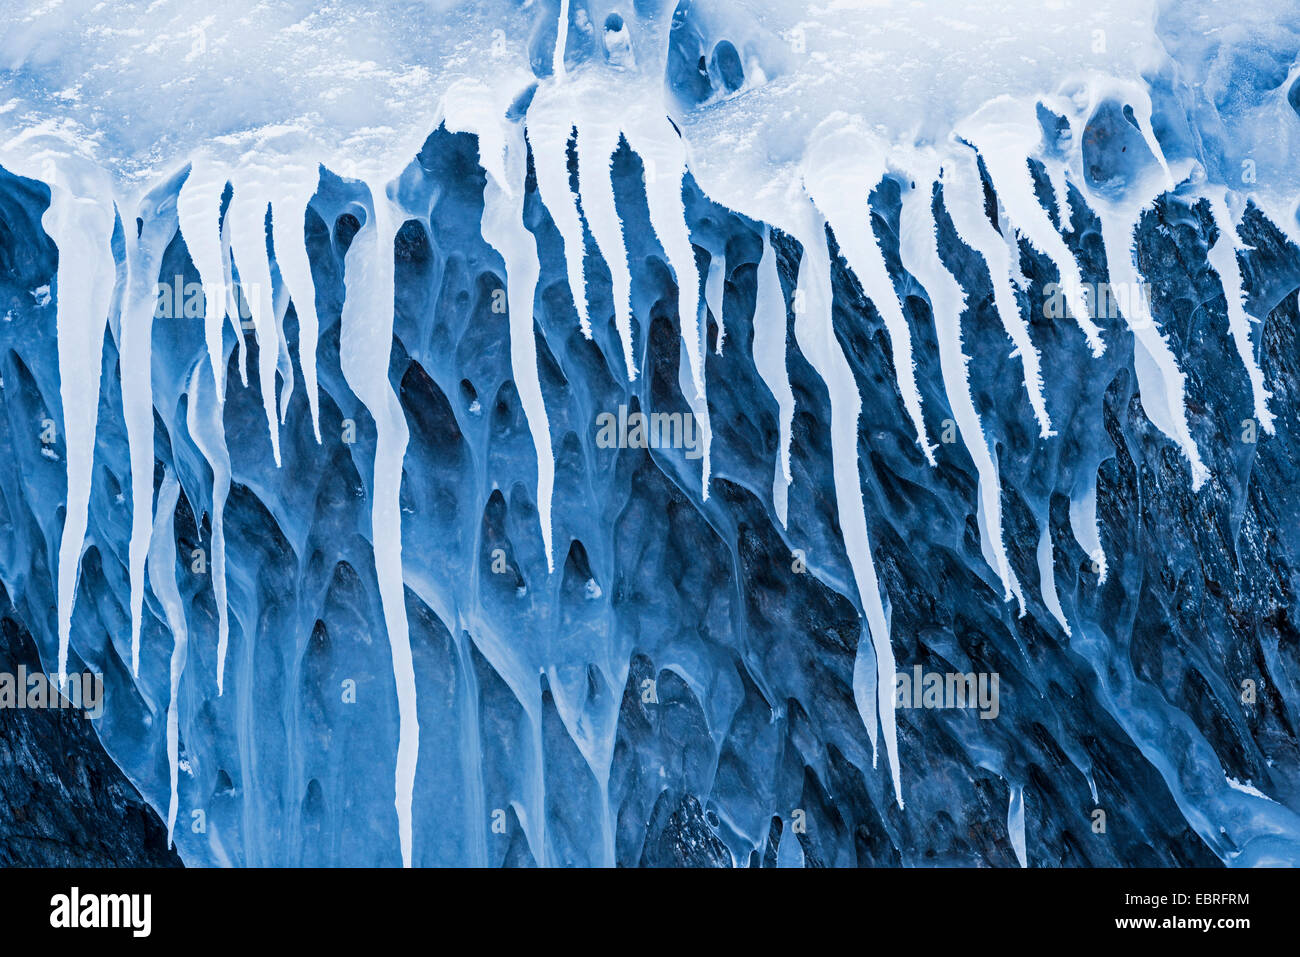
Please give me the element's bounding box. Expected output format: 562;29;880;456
1;0;1298;865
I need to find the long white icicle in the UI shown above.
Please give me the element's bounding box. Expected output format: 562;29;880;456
219;196;250;388
1069;476;1106;584
792;200;903;807
176;160;231;402
1098;210;1208;487
625;117;703;398
188;363;232;693
957;100;1103;355
804;124;934;465
752;227;795;528
898;169;1023;612
270;188;324;441
49;185;116;685
625;114;712;495
481;121;556;571
122;191;175;677
975;149;1104;355
576;120;637;379
552;0;569;79
943;152;1054;437
1205;189;1274;434
228;182;282;465
338;185;419;867
1044;159;1074;235
147;470;187;846
527;105;591;338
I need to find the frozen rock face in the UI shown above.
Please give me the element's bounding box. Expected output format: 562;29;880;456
0;0;1297;866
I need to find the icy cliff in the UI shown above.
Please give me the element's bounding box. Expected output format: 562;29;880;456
0;0;1297;865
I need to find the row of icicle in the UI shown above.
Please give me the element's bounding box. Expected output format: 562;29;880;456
35;73;1274;865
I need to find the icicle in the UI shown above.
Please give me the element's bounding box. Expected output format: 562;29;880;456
791;200;903;807
177;160;232;402
851;624;879;766
270;188;322;439
147;470;187;846
188;363;231;693
1121;85;1176;193
942;151;1054;438
623;117;703;399
227;181;282;466
219;196;250;387
803;122;934;465
623;114;712;496
1098;209;1208;487
121;189;176;678
480;120;556;571
444;80;558;558
999;195;1027;290
1037;523;1070;636
958;100;1103;355
752;228;794;528
972;140;1102;353
1069;475;1106;584
1056;79;1206;487
897;164;1023;612
704;250;725;355
526;103;590;337
1205;188;1274;434
677;333;712;499
1008;784;1028;867
576;120;637;380
776;820;806;867
338;184;419;867
1045;158;1074;234
47;185;116;686
272;271;296;425
1076;85;1200;481
552;0;569;79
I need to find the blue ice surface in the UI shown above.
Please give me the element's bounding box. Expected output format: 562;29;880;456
0;8;1297;867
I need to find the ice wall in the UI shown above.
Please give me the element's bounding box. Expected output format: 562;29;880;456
0;0;1296;865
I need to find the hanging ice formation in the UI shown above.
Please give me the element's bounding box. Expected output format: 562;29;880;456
1;0;1298;867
